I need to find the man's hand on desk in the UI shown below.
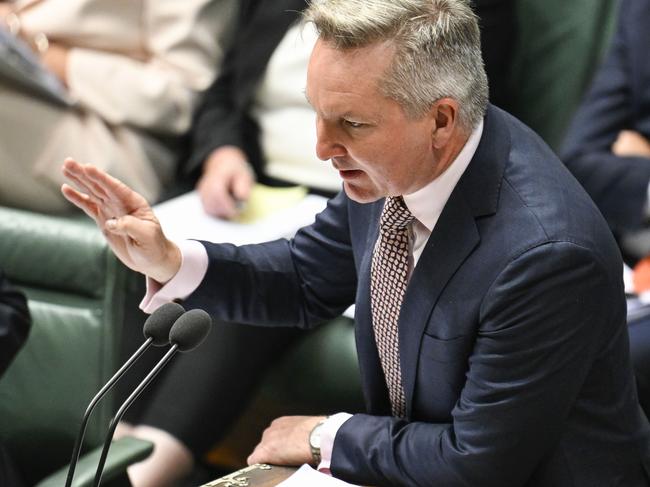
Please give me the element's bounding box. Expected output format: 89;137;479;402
61;158;181;284
248;415;326;467
197;146;255;219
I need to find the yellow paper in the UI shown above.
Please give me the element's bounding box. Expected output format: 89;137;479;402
235;184;308;223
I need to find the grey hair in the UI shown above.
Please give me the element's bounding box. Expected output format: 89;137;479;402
304;0;488;132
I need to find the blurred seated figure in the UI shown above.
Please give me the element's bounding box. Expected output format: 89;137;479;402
0;269;31;487
116;1;516;486
0;0;235;213
561;0;650;413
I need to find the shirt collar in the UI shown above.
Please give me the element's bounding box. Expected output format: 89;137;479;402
403;119;484;232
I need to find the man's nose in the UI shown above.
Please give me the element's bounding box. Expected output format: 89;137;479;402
315;119;345;161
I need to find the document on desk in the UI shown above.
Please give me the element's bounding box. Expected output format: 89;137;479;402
276;464;361;486
153;185;329;244
0;29;74;106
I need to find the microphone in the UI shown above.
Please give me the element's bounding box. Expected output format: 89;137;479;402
64;302;185;487
92;309;212;486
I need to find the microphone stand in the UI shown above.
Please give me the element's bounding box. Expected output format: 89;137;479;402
92;344;179;487
65;338;154;487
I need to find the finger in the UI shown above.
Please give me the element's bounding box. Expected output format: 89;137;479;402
64;158;112;201
61;183;100;220
84;164;149;211
104;214;157;244
215;190;238;219
247;443;269;466
63;166;110;207
200;179;237;219
232;171;253;202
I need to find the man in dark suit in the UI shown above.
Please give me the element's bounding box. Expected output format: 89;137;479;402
561;0;650;415
60;0;650;485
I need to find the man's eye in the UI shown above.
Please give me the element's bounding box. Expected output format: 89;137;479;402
344;119;365;129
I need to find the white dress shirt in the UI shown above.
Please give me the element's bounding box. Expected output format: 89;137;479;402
140;120;484;469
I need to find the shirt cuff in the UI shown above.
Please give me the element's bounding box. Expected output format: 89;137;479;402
139;240;208;313
318;412;352;472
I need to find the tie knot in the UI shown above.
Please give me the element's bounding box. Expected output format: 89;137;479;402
380;196;414;232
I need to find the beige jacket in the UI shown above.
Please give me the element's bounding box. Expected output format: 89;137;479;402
15;0;236;135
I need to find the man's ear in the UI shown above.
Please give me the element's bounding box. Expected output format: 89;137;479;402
430;98;460;149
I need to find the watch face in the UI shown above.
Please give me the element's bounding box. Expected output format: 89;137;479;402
310;425;322;448
310;420;325;449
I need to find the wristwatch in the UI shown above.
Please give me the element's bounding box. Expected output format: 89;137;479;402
309;418;327;465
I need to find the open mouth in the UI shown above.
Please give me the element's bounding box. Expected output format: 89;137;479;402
338;169;363;180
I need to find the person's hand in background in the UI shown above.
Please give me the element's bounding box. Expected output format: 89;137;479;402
197;146;255;219
613;130;650;158
0;3;12;19
39;41;69;85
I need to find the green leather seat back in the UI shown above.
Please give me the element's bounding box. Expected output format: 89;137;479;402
508;0;619;150
0;207;131;484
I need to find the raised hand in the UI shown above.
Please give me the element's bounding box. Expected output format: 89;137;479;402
61;158;181;283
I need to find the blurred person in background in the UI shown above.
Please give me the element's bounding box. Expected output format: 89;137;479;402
0;0;236;213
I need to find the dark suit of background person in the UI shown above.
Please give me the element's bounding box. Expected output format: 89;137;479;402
182;104;650;487
0;269;30;487
120;0;518;469
561;0;650;415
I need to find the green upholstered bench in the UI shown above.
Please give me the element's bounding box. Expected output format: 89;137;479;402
0;206;151;486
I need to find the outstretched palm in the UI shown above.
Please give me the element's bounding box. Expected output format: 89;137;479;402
61;158;180;283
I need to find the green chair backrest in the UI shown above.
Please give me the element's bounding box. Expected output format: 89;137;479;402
0;207;133;484
508;0;619;150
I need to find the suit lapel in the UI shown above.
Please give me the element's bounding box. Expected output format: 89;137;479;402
400;192;479;417
399;105;510;417
353;106;510;417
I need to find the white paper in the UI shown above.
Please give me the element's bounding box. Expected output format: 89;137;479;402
276;464;361;487
153;189;328;245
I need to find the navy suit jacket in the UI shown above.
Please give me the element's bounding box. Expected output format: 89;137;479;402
561;0;650;235
186;106;650;486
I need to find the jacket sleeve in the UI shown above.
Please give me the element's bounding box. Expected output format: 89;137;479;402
560;0;650;233
183;191;358;328
66;0;236;135
185;54;248;177
0;270;31;376
331;242;623;486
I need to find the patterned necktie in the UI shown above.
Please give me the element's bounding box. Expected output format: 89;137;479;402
371;196;415;417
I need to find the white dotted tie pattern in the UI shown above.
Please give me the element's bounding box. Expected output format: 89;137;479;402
371;196;414;417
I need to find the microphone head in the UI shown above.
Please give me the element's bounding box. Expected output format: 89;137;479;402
143;302;186;346
169;309;212;352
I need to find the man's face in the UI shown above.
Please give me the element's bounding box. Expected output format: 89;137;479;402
306;39;439;203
